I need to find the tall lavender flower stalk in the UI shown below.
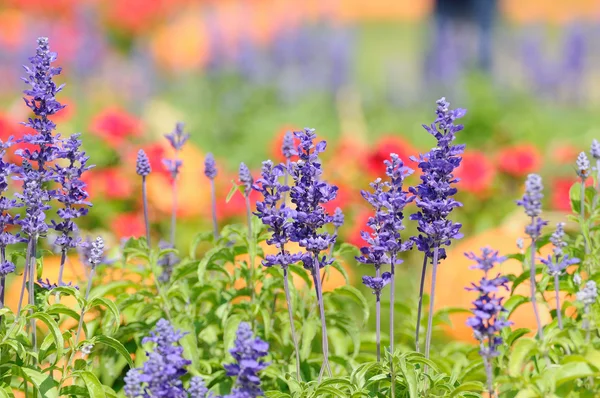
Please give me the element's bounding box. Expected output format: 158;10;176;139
0;139;21;318
516;174;547;340
322;207;343;286
576;152;591;257
254;160;302;379
281;132;295;204
69;237;104;369
540;223;579;330
136;149;151;246
410;98;465;358
54;134;92;297
17;37;66;352
465;248;513;398
205;153;219;240
288;128;338;381
590;140;600;208
163;122;189;245
576;281;597;343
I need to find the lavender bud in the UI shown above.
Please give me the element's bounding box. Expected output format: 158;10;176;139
516;237;524;251
332;207;344;228
239;162;253;196
164;122;189;151
576;152;590;179
88;236;104;268
282;131;295;159
576;280;598;305
517;174;544;218
204;153;217;180
573;273;582;285
550;222;567;258
136;149;151;177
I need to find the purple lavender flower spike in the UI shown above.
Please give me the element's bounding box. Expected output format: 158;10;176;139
288;128;338;380
223;322;269;398
187;376;212;398
590;140;600;208
576;281;597;343
163;122;188;245
205;153;219;239
332;207;344;228
124;319;192;398
239;162;253;197
157;240;180;283
0;139;20;315
53;133;93;291
516;173;547;340
576;152;590;222
281;131;295;203
465;247;512;396
37;278;78;291
137;149;152;246
253;159;302;379
540;222;580;330
239;162;256;305
410;98;465;358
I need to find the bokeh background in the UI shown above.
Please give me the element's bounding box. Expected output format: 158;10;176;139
1;0;600;342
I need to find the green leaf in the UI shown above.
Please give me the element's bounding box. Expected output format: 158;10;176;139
27;312;64;364
508;337;537;377
449;382;485;396
301;319;319;360
17;367;59;398
223;314;244;354
330;260;350;285
504;295;529;318
59;385;89;397
555;362;595;386
75;370;107;398
226;180;241;203
328;285;369;326
93;335;134;368
189;231;214;259
87;297;120;334
0;389;9;398
398;357;417;398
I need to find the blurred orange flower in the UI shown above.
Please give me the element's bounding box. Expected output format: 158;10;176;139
366;136;419;177
111;212;145;240
89;107;142;148
551;142;580;165
497;144;542;177
456;150;496;196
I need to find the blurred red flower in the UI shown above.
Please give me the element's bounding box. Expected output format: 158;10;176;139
323;182;355;215
127;142;170;178
551;142;580;165
111;212;145;240
89;107;142;148
271;125;300;162
456;150;496;196
551;177;575;212
366;136;419;176
497;144;541;177
347;209;371;248
84;168;133;201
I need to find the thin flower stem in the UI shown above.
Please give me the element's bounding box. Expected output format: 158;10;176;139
530;237;544;340
424;246;439;360
142;176;151;247
55;248;67;304
313;255;332;381
415;255;428;352
17;239;32;316
584;305;591;344
283;267;302;380
321;226;339;288
170;176;177;246
0;247;6;322
390;253;397;398
245;196;256;312
210;179;219;240
593;159;600;209
554;273;563;330
483;356;495;398
68;267;95;370
28;238;37;357
375;266;381;362
581;179;589;255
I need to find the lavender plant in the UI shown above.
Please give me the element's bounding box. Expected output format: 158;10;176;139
288;128;338;381
576;281;597;343
281;132;295;203
137;149;152;246
516;173;547;340
465;248;512;398
254;160;302;379
205;153;219;240
410;97;465;358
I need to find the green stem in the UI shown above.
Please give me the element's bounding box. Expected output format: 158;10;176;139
415;255;428;352
530;235;544;340
424;247;439;360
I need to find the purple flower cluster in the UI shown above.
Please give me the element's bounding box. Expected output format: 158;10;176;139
188;376;212;398
410;97;465;260
362;272;391;295
540;222;580;276
163;122;188;178
576;151;590;179
332;207;344;228
51;134;92;251
465;248;512;358
254;160;300;268
223;322;269;398
157;240;180;283
238;162;253;197
136;149;151;177
281;132;295;160
287;128;338;269
0;139;21;280
516;174;547;239
124;319;192;398
204;153;217;180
